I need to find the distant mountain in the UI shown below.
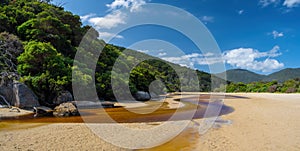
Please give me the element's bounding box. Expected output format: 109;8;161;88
265;68;300;82
216;69;266;83
216;68;300;83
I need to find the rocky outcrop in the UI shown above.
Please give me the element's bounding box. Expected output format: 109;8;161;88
13;81;39;108
0;74;15;106
0;77;39;108
53;102;79;117
134;91;151;101
53;91;73;105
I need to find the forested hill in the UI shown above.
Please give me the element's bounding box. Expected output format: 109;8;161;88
216;69;266;83
216;68;300;83
265;68;300;82
0;0;218;106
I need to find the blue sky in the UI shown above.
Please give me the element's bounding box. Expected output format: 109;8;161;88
52;0;300;74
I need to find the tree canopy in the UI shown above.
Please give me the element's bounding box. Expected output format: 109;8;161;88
1;0;298;107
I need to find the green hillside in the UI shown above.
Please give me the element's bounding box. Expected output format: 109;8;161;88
217;68;300;83
216;69;266;83
265;68;300;82
0;0;219;106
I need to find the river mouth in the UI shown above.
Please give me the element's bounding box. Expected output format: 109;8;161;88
0;94;237;124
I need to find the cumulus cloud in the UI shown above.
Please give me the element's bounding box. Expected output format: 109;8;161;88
200;16;214;24
283;0;300;7
98;31;124;40
88;10;126;29
106;0;146;12
238;9;244;15
259;0;281;7
79;0;147;41
157;52;167;57
259;0;300;9
162;53;202;68
223;46;284;72
80;13;96;22
160;46;283;72
271;30;284;39
161;53;222;68
137;49;149;53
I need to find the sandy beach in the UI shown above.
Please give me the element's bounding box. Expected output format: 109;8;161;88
0;93;299;150
191;93;300;151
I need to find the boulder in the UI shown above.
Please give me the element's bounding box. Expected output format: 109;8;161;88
53;91;73;105
0;78;14;106
134;91;151;101
0;74;39;108
53;102;79;117
150;92;159;99
12;81;39;108
0;86;14;105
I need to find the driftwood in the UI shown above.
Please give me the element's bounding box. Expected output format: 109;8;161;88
101;101;115;108
0;94;11;108
33;106;53;117
9;107;20;112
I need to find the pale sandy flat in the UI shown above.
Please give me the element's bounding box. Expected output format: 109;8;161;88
190;93;300;151
0;93;299;151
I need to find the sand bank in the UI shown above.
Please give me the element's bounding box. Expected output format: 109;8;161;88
0;93;299;150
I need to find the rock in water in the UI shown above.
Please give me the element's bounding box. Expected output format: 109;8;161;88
33;106;53;117
13;81;39;108
53;102;79;117
134;91;151;101
53;91;73;105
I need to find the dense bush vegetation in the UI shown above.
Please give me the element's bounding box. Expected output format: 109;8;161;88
1;0;298;107
0;0;222;105
225;79;300;93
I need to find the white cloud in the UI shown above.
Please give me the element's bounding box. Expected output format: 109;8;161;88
161;53;222;68
192;56;224;65
137;49;149;53
223;46;284;72
271;30;284;39
283;0;300;7
98;32;124;41
157;52;167;57
88;10;126;29
106;0;146;12
238;9;244;15
200;16;214;24
259;0;280;7
81;0;148;42
162;53;202;68
80;13;96;22
157;46;283;72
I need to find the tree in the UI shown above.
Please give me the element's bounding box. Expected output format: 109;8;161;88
0;32;24;73
17;41;71;106
17;14;74;57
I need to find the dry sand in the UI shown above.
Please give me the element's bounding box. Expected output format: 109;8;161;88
191;93;300;151
0;93;299;151
0;108;33;118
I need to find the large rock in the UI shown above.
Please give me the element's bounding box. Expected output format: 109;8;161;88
13;81;39;108
134;91;151;101
53;91;73;105
0;76;14;106
53;102;79;117
0;85;14;105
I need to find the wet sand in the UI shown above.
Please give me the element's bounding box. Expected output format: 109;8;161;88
0;93;299;150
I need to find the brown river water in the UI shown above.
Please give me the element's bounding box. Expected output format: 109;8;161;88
0;94;242;150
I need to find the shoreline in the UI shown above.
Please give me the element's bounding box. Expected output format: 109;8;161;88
0;93;299;150
0;92;297;119
0;108;33;118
